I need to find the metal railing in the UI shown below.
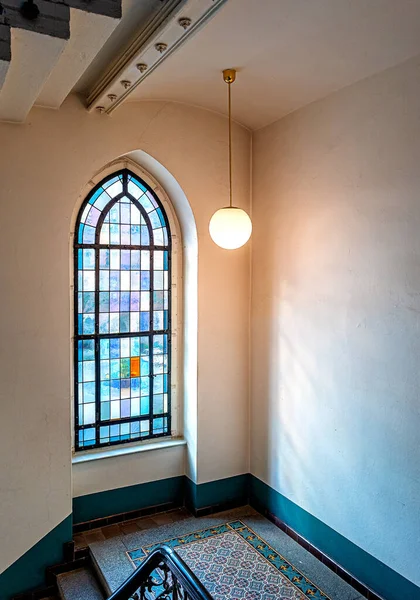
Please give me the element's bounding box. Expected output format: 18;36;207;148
108;545;213;600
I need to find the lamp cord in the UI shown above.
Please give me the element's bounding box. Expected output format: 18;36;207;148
228;78;232;208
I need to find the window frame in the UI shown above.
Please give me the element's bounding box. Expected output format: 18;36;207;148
73;167;175;452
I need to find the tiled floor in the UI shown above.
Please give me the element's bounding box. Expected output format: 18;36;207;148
76;506;367;600
73;507;191;550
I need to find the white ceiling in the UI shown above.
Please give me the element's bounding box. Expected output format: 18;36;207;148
114;0;420;130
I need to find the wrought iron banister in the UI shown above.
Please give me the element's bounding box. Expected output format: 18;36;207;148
108;545;213;600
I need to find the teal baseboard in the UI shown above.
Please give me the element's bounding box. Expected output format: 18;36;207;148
73;475;185;524
0;515;72;600
73;474;248;524
6;474;418;600
249;475;420;600
185;474;249;511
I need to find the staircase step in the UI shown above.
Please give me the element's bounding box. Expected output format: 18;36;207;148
57;568;105;600
89;537;135;595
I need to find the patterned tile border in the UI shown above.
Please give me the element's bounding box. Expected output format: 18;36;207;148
127;520;331;600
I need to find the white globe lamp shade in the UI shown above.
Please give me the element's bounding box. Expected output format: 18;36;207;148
209;207;252;250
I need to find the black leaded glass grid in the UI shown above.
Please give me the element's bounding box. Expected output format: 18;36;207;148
74;169;171;450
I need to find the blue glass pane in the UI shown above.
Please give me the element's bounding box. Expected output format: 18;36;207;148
83;225;95;244
88;186;104;205
101;381;110;401
141;226;149;245
145;191;159;209
141;272;150;290
157;209;166;226
83;249;95;269
141;397;149;415
127;176;146;198
141;356;149;376
110;338;120;358
102;175;120;189
149;210;161;229
139;195;154;213
140;312;149;331
83;382;95;403
82;314;95;334
93;191;112;212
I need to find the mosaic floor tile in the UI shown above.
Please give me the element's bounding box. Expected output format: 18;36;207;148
127;520;330;600
88;508;362;600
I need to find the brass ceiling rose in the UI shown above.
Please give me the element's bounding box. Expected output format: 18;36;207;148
223;69;236;84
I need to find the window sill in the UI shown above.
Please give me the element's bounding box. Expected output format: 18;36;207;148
72;438;186;465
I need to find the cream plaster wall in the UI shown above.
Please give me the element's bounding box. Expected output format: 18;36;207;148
0;96;250;574
73;444;186;497
251;55;420;586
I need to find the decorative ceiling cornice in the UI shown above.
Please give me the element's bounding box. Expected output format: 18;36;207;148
87;0;228;115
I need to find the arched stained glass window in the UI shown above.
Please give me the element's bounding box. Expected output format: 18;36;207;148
74;169;171;450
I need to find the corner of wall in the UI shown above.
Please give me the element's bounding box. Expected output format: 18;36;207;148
0;515;72;600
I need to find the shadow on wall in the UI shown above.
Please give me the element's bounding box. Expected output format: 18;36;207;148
126;150;198;483
252;148;420;592
260;212;384;540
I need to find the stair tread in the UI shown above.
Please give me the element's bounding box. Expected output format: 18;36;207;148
89;537;134;595
57;568;105;600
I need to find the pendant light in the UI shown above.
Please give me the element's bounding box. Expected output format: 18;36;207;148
209;69;252;250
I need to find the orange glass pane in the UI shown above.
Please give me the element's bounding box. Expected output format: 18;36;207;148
130;356;140;377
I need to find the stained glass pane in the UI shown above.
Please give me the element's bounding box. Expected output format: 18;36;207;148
96;247;151;335
75;170;171;450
